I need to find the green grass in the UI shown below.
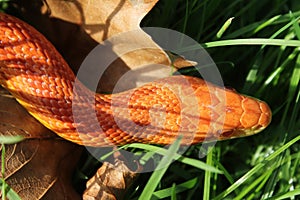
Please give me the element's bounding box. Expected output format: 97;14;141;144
138;0;300;199
138;136;183;200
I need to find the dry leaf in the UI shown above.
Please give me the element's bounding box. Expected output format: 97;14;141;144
46;0;173;92
13;0;195;93
46;0;159;41
83;160;140;200
0;89;82;199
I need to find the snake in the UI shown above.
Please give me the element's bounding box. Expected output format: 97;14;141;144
0;13;271;147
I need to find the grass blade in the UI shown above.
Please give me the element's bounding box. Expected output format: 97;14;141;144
127;143;222;173
153;177;198;198
138;136;182;200
213;134;300;200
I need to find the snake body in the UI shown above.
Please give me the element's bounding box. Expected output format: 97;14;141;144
0;13;271;146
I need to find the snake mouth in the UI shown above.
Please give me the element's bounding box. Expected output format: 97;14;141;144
218;124;268;140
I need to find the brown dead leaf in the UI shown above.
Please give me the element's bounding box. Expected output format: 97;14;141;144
46;0;159;40
0;90;53;139
45;0;174;92
13;0;195;93
0;89;82;199
168;52;198;68
83;159;139;200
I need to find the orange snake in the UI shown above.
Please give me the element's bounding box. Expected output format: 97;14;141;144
0;13;271;147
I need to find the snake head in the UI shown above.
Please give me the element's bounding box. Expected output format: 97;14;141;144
218;96;272;140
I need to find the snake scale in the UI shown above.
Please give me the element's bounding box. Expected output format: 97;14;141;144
0;13;271;146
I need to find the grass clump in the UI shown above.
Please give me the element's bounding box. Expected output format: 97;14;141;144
139;0;300;199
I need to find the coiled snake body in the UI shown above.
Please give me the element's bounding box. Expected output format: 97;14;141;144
0;13;271;146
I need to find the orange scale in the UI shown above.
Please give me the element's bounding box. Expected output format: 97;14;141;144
48;83;56;92
225;91;243;108
223;110;242;129
61;115;73;123
240;98;261;128
240;113;259;128
57;107;70;117
41;89;50;98
57;99;70;108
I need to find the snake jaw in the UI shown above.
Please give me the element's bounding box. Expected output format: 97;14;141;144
220;111;272;140
219;125;267;140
